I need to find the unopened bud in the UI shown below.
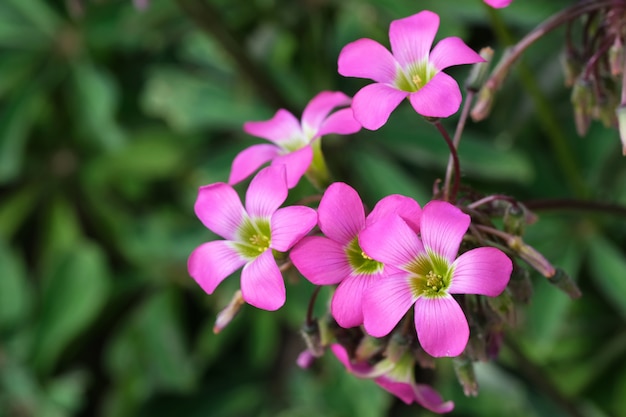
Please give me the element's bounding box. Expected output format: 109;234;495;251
507;236;556;278
453;357;479;397
609;38;624;76
301;319;324;357
508;266;533;303
465;47;494;92
213;290;245;334
561;49;582;87
616;105;626;155
296;350;315;369
571;78;594;136
548;268;582;299
503;204;526;236
470;83;496;121
486;289;516;326
355;335;385;362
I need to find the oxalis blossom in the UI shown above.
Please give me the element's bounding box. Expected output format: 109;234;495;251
290;182;421;328
229;91;361;189
331;344;454;413
338;10;484;130
484;0;513;8
188;165;317;311
359;200;513;357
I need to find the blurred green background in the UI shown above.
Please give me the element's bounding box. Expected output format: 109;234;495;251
1;0;625;416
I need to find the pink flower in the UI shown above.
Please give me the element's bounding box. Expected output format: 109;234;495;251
359;200;512;357
337;10;484;130
229;91;361;189
290;182;421;328
331;344;454;413
484;0;513;8
188;165;317;311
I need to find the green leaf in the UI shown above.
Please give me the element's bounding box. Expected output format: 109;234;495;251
587;236;626;319
3;0;61;37
31;242;110;373
0;240;32;332
0;184;40;240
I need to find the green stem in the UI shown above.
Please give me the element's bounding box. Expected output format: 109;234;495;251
305;140;332;191
432;120;460;202
443;90;475;202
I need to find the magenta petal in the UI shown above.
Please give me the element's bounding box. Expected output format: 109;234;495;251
363;272;416;337
366;194;422;233
449;247;512;296
270;205;317;252
360;215;424;269
484;0;513;8
389;11;439;69
290;237;351;285
271;145;313;189
317;108;362;137
375;378;415;405
318;182;365;245
414;384;455;413
243;109;302;144
338;38;397;83
194;183;244;240
429;37;484;71
352;83;407;130
408;71;462;118
330;344;372;375
240;250;285;310
301;91;351;132
332;272;380;328
188;240;247;294
420;200;470;263
228;144;279;185
414;296;469;357
245;165;288;218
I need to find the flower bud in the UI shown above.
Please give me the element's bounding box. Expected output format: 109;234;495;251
609;38;624;76
296;350;315;369
470;83;496;121
301;319;325;357
213;290;245;334
453;357;479;397
561;49;582;87
355;335;386;363
571;78;594;136
616;105;626;155
486;289;516;326
465;47;494;92
508;266;533;303
506;236;556;278
547;268;582;299
503;204;526;236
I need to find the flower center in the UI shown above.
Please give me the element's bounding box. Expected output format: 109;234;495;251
346;237;384;275
394;60;437;93
236;217;272;259
406;253;452;298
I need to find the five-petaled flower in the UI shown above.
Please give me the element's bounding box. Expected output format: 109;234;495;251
359;200;512;357
331;344;454;413
188;165;317;311
229;91;361;189
338;10;484;130
290;182;421;328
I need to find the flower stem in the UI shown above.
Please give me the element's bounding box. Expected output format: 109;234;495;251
306;285;322;326
523;198;626;218
432;119;460;203
305;140;332;191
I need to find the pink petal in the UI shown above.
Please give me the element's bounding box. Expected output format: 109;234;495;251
413;296;469;357
244;109;302;144
318;182;365;245
419;200;470;263
240;249;285;310
366;194;422;233
359;215;424;269
408;71;462;118
301;91;351;133
194;183;244;240
363;272;416;337
188;240;247;294
270;205;317;252
317;107;362;137
449;247;512;296
290;236;351;285
352;83;407;130
430;37;485;71
228;144;280;185
271;145;313;189
375;378;416;405
389;11;439;69
330;343;372;375
332;272;382;328
245;165;288;218
338;38;398;83
414;384;455;413
484;0;513;8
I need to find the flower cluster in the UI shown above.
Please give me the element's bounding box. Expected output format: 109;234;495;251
188;7;584;414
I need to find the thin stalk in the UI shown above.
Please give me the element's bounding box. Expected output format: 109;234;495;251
432;120;460;202
306;286;322;326
523;198;626;218
443;90;475;201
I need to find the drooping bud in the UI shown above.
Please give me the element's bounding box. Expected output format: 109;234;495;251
609;38;624;77
470;82;496;122
561;49;582;87
571;78;595;136
547;268;582;299
503;204;527;236
296;350;316;369
355;335;386;363
301;319;325;357
465;47;494;93
616;105;626;155
453;357;479;397
213;290;245;334
506;236;556;278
